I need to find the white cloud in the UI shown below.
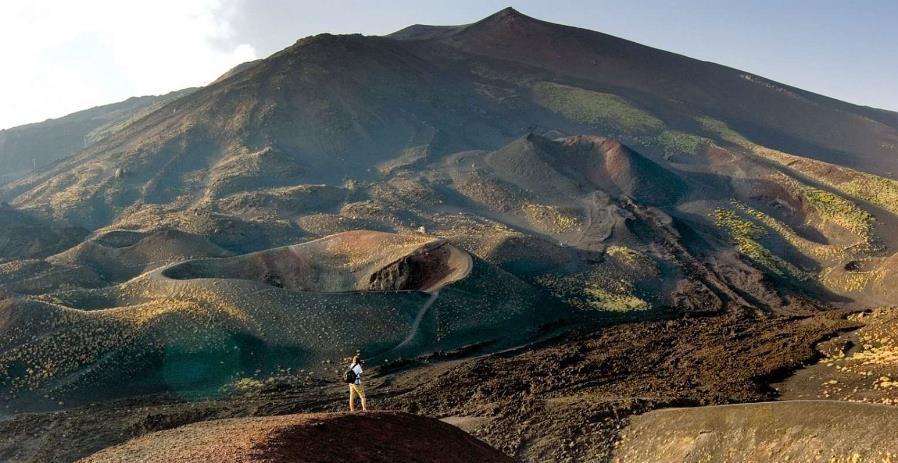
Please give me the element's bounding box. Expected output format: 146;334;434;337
0;0;256;129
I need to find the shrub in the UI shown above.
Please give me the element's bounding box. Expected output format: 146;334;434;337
532;82;665;135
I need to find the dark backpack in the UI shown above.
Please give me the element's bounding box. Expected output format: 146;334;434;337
343;364;358;384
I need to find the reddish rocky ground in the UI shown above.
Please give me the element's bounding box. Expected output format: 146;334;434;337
79;411;512;463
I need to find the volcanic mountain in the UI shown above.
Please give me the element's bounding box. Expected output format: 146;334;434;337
393;7;898;171
1;7;898;462
5;9;897;230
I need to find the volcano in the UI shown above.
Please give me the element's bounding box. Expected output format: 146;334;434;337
1;7;897;463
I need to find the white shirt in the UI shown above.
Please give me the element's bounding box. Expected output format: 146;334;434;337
351;363;363;385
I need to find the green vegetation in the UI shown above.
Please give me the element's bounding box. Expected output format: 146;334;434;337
732;202;850;263
656;130;712;156
840;174;898;216
582;285;650;312
771;172;873;241
532;82;664;135
521;202;581;234
606;245;658;279
531;86;711;157
699;116;898;217
536;268;650;312
800;184;874;237
760;145;898;216
714;207;808;280
714;208;764;240
696;116;750;146
819;266;883;294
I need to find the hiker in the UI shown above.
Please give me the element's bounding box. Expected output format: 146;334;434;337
344;355;367;411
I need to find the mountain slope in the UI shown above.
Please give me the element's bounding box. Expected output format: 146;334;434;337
4;10;896;232
2;8;898;462
0;89;194;183
396;8;898;175
0;8;893;340
0;203;87;261
1;6;896;309
1;34;537;227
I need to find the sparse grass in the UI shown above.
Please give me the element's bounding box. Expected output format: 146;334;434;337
732;202;855;263
714;207;808;280
428;213;527;259
521;202;581;234
229;377;265;393
714;208;764;240
791;180;874;238
840;174;898;215
536;268;650;312
222;368;317;395
606;245;658;278
582;285;650;312
370;175;443;208
812;308;898;405
454;171;528;214
700;116;898;217
716;202;876;296
656;130;711;156
759;143;898;216
819;266;883;294
532;82;665;135
605;245;642;266
697;116;749;146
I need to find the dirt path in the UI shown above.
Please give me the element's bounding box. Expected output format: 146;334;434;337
391;291;441;352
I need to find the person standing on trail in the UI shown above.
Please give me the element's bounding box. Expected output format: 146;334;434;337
344;355;367;411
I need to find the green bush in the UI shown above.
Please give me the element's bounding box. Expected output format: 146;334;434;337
532;82;665;135
657;130;712;156
714;207;808;280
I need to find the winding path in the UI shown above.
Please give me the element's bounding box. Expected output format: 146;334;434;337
392;291;441;352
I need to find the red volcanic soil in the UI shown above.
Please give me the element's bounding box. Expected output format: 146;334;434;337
79;411;513;463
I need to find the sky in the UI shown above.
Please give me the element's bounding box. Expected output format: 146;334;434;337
1;0;896;130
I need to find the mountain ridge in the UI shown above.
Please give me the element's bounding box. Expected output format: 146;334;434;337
0;89;195;184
